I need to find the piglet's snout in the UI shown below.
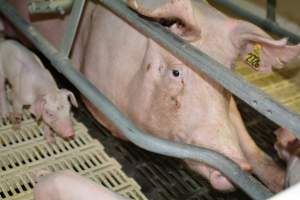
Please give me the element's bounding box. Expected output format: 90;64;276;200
56;120;75;139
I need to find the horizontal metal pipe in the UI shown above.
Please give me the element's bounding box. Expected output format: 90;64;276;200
28;0;73;15
0;1;272;199
210;0;300;44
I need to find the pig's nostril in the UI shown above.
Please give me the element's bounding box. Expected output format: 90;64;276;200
209;171;235;191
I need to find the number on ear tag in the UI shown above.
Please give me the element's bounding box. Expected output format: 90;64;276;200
245;44;262;70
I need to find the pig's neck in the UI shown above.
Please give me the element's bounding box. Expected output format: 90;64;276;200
36;81;58;97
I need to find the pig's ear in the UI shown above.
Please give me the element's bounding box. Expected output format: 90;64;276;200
29;96;46;120
61;89;78;108
127;0;201;42
231;21;300;72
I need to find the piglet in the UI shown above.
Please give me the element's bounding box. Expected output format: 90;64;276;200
34;170;129;200
274;128;300;187
0;39;78;143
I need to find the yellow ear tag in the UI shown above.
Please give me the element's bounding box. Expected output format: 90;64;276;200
245;44;262;70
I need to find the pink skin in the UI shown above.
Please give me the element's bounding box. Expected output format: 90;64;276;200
0;39;78;143
274;128;300;187
34;170;128;200
5;0;300;192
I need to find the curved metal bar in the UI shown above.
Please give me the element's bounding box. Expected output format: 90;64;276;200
0;1;272;199
210;0;300;44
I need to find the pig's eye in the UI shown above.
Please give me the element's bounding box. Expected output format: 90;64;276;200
46;110;54;118
172;69;180;77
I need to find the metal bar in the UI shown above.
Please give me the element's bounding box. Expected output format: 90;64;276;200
60;0;86;57
0;1;272;199
210;0;300;44
267;0;277;22
28;0;73;15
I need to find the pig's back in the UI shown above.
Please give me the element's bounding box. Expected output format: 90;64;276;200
0;40;54;85
0;40;57;105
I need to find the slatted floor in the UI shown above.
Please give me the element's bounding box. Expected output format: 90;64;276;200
0;110;148;200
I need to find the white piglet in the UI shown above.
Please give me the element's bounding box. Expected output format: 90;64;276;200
34;170;129;200
0;39;78;143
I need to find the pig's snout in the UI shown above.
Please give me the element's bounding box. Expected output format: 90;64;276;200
62;127;75;139
209;170;235;191
55;121;75;139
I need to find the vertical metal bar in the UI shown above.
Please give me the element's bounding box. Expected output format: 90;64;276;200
267;0;277;22
59;0;86;57
0;1;273;199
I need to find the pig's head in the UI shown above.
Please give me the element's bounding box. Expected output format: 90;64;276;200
127;0;300;192
29;89;78;139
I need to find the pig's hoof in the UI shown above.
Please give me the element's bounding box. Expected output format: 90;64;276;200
12;123;21;131
46;136;56;144
8;112;22;129
33;169;52;182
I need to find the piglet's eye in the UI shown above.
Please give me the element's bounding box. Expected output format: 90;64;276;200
172;69;180;77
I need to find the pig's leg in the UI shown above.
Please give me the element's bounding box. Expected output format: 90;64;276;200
229;97;285;192
42;123;56;144
0;75;9;118
34;170;128;200
10;97;23;129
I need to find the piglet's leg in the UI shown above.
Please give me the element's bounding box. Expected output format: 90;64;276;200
0;75;9;118
34;170;128;200
42;123;56;144
229;97;285;192
10;98;23;130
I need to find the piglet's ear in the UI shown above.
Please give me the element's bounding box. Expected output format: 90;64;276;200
61;89;78;108
231;21;300;72
29;96;46;120
127;0;201;42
